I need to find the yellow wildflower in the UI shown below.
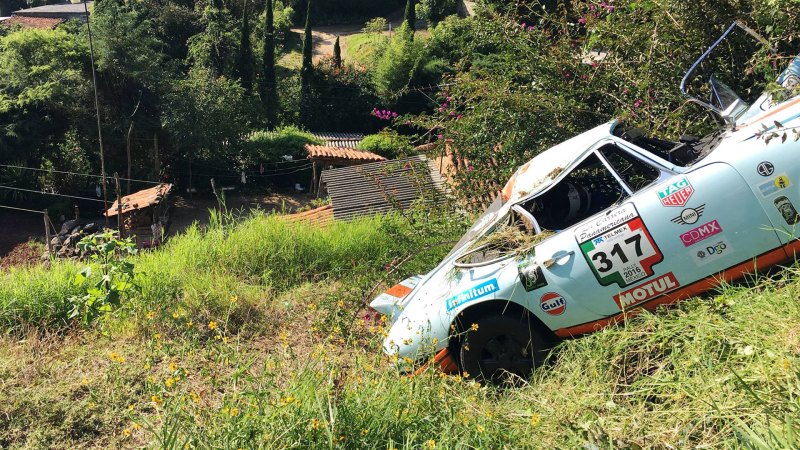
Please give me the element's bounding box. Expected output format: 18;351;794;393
309;418;321;431
208;321;218;330
109;352;126;363
361;428;369;436
222;336;230;344
123;428;131;437
168;362;178;372
477;425;485;433
146;311;155;319
426;440;436;449
530;413;541;426
151;395;163;406
131;422;141;430
230;407;239;417
165;377;175;388
470;323;479;331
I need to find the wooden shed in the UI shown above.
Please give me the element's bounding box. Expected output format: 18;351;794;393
305;144;385;194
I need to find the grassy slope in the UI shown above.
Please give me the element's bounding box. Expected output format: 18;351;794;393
1;211;799;449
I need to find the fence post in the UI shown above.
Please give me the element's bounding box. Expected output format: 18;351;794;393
43;210;51;253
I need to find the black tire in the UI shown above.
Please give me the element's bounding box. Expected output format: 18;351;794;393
459;312;548;383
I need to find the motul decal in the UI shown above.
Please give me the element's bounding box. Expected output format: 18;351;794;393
613;272;680;309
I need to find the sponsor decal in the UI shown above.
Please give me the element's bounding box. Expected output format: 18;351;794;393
691;239;733;266
757;161;775;177
540;292;566;316
774;196;800;225
657;177;694;207
680;219;722;247
576;204;663;288
758;173;791;196
613;272;680;309
671;204;706;225
445;279;499;311
518;256;547;292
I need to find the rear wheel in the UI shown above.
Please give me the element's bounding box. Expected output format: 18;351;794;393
459;312;549;383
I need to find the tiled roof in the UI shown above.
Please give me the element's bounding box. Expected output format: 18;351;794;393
305;145;386;162
105;184;172;217
282;204;333;225
311;132;364;149
0;15;64;29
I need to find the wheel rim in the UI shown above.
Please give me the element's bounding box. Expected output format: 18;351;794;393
477;334;533;377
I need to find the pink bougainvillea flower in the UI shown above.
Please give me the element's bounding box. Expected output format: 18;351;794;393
578;17;587;24
634;99;643;108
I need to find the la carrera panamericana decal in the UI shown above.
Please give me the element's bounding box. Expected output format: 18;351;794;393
657;177;694;207
540;292;566;316
575;203;664;288
613;272;680;310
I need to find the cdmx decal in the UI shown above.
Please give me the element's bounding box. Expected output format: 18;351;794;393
680;219;722;247
445;279;499;311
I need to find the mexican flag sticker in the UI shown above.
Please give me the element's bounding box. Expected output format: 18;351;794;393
576;204;663;288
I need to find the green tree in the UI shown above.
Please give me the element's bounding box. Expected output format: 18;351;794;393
236;3;254;93
300;0;313;124
373;22;421;94
403;0;416;32
260;0;277;125
333;35;342;67
417;0;456;25
188;2;238;78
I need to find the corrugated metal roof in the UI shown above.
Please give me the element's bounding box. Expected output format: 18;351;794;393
320;156;448;221
306;145;386;163
105;184;172;217
311;132;364;149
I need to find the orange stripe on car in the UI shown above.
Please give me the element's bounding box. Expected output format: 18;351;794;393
554;240;800;338
742;96;800;128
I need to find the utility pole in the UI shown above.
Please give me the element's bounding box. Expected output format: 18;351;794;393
84;0;108;226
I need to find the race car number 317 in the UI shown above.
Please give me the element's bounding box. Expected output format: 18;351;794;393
575;203;664;287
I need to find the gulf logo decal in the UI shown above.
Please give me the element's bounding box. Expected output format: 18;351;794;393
540;292;566;316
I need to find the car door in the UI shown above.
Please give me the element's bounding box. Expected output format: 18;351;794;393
537;147;784;318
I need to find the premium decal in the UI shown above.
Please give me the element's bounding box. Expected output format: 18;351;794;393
691;239;733;266
756;161;775;177
774;196;800;225
540;292;566;316
445;279;499;311
671;204;706;225
680;219;722;247
576;203;663;288
613;272;680;309
657;177;694;207
758;174;791;196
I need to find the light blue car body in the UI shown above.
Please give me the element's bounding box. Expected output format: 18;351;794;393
371;54;800;367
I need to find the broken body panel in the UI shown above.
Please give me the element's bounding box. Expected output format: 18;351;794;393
372;44;800;373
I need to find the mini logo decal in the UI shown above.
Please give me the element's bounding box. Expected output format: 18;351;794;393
445;279;499;311
540;292;566;316
757;161;775;177
657;178;694;207
774;196;800;225
680;219;722;247
671;204;705;225
613;272;680;309
758;173;791;196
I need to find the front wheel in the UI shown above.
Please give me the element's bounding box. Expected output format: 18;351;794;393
459;312;549;383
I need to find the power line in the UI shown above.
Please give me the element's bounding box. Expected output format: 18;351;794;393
0;185;106;203
0;163;160;185
0;204;47;214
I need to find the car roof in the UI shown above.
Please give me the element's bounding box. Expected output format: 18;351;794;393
501;120;617;203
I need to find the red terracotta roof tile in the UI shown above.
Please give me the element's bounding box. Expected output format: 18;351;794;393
305;145;386;162
1;16;64;30
105;184;172;217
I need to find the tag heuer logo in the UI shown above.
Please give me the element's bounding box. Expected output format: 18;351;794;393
671;204;705;225
658;178;694;207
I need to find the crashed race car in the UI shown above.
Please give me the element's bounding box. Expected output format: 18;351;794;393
370;22;800;381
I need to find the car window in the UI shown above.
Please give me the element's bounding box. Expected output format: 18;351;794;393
520;153;628;231
599;144;661;192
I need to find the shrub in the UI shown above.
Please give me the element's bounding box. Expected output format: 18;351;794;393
304;56;379;132
416;0;457;25
244;125;321;163
373;23;422;94
363;17;388;33
357;130;414;159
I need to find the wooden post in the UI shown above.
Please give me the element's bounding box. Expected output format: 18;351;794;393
311;161;317;195
154;133;160;176
43;210;51;253
114;173;123;236
126;121;134;195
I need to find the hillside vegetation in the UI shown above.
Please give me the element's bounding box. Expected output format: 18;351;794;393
1;209;799;449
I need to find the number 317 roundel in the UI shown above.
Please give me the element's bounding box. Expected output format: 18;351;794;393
575;203;663;288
